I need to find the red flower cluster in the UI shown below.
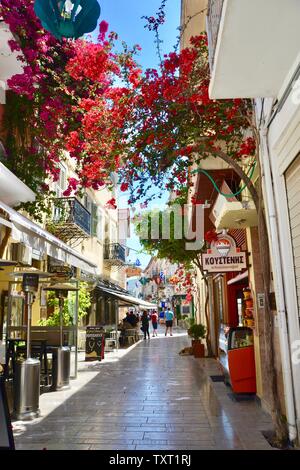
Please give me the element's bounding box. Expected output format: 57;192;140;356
237;137;256;158
204;230;219;244
1;0;256;213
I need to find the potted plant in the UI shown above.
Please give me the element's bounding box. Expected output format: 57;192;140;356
187;323;206;358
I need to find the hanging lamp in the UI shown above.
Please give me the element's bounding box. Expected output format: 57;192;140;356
34;0;101;40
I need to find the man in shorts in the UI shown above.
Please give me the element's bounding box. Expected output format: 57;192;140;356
165;308;174;336
151;310;158;337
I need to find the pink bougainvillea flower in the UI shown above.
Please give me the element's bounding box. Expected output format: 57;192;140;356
105;198;117;209
120;182;129;192
98;20;109;41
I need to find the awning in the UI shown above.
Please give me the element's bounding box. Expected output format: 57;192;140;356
0;200;99;276
96;285;157;309
0;162;35;206
227;271;249;285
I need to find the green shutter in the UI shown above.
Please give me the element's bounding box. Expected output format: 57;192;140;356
91;203;98;237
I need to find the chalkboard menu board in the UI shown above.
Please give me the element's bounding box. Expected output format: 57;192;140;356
0;378;15;450
85;327;104;362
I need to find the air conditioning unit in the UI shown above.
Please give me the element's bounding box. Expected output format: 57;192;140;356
11;243;32;266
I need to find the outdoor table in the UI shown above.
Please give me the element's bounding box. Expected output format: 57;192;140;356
5;339;25;379
6;339;51;386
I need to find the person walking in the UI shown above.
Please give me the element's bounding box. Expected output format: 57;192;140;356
151;310;158;337
141;310;150;340
165;308;174;336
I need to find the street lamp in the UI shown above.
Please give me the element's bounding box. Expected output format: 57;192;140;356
34;0;101;40
10;270;52;420
43;282;79;390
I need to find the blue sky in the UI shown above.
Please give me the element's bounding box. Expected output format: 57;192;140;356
95;0;181;71
95;0;182;270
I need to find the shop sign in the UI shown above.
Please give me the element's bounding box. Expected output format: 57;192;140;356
202;234;247;273
85;327;104;362
48;265;75;279
80;269;97;284
126;266;142;278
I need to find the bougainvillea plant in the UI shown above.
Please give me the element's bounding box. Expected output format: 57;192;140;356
116;32;257;206
0;0;257;220
0;0;141;218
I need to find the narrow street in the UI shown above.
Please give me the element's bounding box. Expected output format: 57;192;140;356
14;329;273;451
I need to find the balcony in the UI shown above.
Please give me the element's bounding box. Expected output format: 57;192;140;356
207;0;300;99
210;181;257;229
104;243;126;266
48;197;91;244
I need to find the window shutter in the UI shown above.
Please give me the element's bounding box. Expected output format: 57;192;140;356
96;208;103;240
91;203;98;237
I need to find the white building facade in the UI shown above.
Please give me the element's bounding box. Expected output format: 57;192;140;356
206;0;300;444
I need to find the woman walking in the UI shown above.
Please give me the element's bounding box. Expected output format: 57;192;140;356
141;310;150;340
151;310;158;337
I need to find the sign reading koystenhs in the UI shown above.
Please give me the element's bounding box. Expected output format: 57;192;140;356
202;234;247;273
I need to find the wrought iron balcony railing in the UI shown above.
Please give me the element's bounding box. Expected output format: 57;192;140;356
207;0;224;70
48;197;91;243
104;243;126;266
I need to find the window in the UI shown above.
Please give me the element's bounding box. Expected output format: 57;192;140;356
182;305;190;315
82;194;92;214
53;163;67;220
55;163;67;197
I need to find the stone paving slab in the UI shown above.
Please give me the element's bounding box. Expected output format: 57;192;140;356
13;328;274;450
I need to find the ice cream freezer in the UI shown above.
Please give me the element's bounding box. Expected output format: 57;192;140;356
218;325;256;394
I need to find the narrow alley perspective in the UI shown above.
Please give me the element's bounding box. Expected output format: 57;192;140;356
1;0;300;464
12;327;272;451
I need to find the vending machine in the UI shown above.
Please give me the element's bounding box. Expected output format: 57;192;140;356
219;326;256;394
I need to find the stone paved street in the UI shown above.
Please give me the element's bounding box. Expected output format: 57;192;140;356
13;328;273;450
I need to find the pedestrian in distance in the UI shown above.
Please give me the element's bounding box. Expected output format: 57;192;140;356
141;310;150;340
151;310;158;337
165;308;174;336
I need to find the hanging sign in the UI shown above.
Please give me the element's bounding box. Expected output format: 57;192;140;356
202;234;247;273
126;267;142;278
49;265;75;279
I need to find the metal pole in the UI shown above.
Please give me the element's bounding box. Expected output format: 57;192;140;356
115;299;119;351
25;292;32;359
7;281;13;341
59;295;64;348
74;281;79;379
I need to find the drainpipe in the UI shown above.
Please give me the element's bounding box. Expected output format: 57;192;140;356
260;115;298;443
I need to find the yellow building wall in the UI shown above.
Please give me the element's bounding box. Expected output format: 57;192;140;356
181;0;208;48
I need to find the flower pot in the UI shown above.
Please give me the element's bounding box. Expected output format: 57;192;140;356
192;340;205;358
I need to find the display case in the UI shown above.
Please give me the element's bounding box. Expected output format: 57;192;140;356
219;326;256;393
